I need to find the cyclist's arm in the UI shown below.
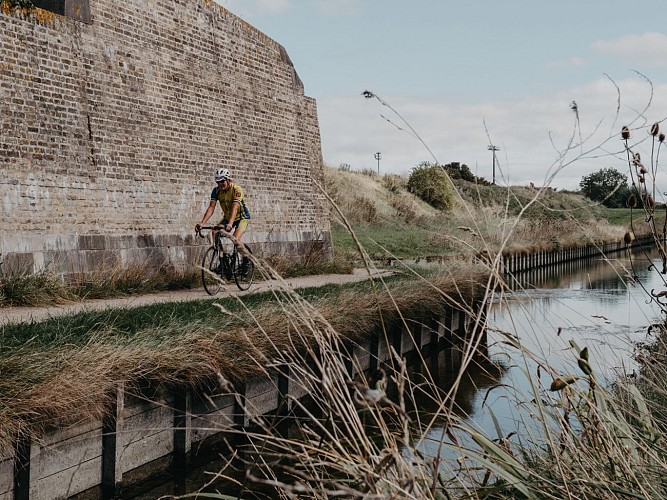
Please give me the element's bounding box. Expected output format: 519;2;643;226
226;201;240;226
199;199;218;225
225;185;244;228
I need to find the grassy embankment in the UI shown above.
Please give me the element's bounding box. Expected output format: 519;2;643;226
0;263;488;447
325;166;631;262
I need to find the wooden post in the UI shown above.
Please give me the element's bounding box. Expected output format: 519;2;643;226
101;392;119;500
233;382;246;430
369;333;379;372
13;435;30;500
173;387;190;476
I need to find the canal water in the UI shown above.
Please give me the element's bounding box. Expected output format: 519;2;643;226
133;249;663;498
417;248;664;469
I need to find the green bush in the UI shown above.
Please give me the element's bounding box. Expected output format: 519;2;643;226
406;162;454;211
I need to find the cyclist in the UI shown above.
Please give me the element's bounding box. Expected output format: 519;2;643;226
195;168;251;274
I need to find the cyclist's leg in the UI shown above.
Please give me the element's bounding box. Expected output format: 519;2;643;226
215;218;227;273
232;219;250;274
232;220;248;253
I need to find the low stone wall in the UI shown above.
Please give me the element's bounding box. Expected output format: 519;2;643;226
0;304;477;499
0;229;331;282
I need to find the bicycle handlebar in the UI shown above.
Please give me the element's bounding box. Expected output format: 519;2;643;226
195;225;237;243
196;225;222;238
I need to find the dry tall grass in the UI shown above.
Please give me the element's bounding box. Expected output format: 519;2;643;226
0;261;200;307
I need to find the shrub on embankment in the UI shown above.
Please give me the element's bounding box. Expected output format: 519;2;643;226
0;262;489;451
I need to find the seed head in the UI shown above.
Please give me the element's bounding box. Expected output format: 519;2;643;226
578;358;593;376
362;90;375;99
549;376;578;392
624;232;633;244
647;195;655;208
640;166;648;175
651;122;660;136
622;126;630;140
660;133;665;143
628;194;637;207
633;153;641;165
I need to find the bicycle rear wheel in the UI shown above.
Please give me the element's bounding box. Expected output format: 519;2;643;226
201;246;222;296
233;245;255;291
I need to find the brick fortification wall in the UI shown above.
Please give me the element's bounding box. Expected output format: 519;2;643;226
0;0;331;279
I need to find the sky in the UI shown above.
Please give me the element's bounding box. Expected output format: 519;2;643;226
217;0;667;191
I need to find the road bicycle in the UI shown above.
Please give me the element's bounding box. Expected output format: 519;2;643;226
196;225;255;294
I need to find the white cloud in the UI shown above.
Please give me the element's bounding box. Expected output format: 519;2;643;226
593;32;667;67
318;77;667;190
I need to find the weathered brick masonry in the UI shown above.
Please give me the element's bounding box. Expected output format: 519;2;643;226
0;0;331;279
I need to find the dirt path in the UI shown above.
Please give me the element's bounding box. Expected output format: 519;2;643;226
0;268;392;326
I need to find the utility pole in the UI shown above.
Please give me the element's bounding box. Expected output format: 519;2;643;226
374;152;382;175
487;145;499;185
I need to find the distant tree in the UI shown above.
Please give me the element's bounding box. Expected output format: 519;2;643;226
407;162;454;211
439;161;492;185
443;162;476;182
579;168;632;208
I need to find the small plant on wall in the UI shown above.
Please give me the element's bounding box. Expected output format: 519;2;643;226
2;0;35;8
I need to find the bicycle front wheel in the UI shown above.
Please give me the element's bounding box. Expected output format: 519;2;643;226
233;245;255;291
201;246;222;296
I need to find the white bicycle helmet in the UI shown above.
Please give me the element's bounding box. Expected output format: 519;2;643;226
214;168;231;182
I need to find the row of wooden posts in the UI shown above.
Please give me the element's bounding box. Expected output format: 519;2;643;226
497;234;655;273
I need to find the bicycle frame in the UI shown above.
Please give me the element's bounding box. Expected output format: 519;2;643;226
196;225;255;294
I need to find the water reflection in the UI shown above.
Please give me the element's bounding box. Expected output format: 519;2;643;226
405;346;507;422
434;249;666;458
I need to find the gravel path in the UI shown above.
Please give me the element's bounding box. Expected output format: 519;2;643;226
0;268;392;326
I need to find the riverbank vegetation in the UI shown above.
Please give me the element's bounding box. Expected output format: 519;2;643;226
0;261;489;451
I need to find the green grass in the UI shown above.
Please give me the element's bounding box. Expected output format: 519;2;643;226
0;273;409;351
601;207;667;229
601;207;639;227
331;223;457;262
